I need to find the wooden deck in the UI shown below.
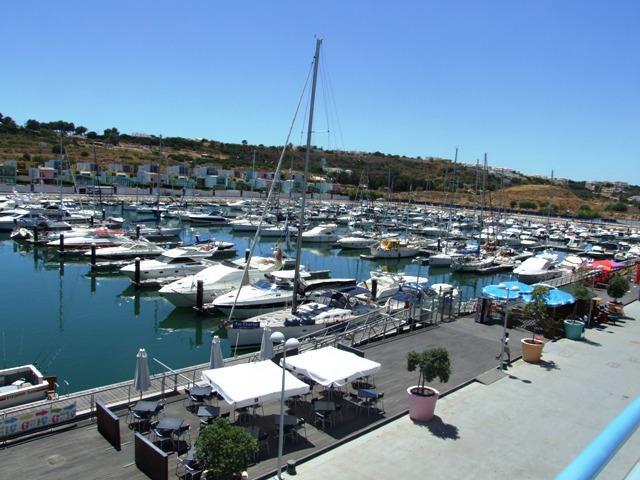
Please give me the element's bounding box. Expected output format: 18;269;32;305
0;316;531;480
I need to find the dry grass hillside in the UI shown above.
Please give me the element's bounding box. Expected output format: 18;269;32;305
1;120;638;220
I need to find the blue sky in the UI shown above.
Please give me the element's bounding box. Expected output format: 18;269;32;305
2;1;639;184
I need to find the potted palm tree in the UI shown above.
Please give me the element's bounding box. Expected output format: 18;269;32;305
406;347;451;422
521;285;550;362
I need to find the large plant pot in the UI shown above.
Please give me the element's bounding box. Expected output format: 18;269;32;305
407;386;439;422
521;338;544;363
563;319;585;340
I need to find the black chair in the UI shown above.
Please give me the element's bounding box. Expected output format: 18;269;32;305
314;411;333;430
176;450;202;480
151;425;173;451
347;392;365;414
176;424;192;453
289;418;307;442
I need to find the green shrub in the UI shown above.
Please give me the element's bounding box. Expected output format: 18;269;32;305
519;200;537;210
607;274;630;301
194;418;257;480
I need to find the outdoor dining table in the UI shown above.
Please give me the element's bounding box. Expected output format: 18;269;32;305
314;400;336;413
190;385;213;400
273;414;299;427
197;405;220;423
131;400;159;418
156;416;185;435
243;425;262;440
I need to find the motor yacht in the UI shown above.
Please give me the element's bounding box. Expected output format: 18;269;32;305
84;239;166;259
211;271;357;319
364;238;420;259
158;256;280;307
513;253;562;284
226;289;380;347
300;223;339;243
44;228;128;250
120;248;217;282
336;233;377;249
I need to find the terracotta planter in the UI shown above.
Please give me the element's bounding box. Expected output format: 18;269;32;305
407;386;439;422
521;338;543;363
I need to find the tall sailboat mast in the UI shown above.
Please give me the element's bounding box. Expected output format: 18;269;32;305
292;37;322;314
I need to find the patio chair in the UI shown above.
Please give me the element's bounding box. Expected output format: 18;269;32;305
314;411;334;430
151;425;173;451
176;424;192;453
291;418;307;441
346;393;365;414
176;453;202;480
359;390;385;416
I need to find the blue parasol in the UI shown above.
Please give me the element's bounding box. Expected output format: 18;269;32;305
481;281;533;300
522;284;576;306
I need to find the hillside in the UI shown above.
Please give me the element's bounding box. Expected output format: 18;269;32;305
0;113;638;220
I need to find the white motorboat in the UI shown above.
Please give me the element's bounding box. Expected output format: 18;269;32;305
336;234;377;249
211;271;357;319
301;223;339;243
427;251;465;267
364;238;420;259
260;224;299;238
0;209;30;231
135;225;182;239
0;364;51;410
226;290;380;347
120;248;217;282
558;254;586;272
211;278;297;319
513;253;562;284
358;271;428;302
45;228;128;250
185;210;229;225
158;256;280;307
450;254;495;272
84;239;166;259
229;217;264;232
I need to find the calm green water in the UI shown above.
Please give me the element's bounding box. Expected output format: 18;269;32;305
0;220;513;393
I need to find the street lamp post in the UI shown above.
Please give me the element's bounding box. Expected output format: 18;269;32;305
271;332;299;480
498;283;520;370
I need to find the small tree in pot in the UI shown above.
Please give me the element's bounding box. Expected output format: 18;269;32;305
570;281;595;319
195;418;257;480
607;274;630;304
521;285;550;362
406;347;451;422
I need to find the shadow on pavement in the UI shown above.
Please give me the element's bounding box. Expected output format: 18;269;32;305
416;415;460;440
539;360;559;371
508;374;533;384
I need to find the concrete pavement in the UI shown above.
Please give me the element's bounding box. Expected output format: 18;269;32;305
294;301;640;479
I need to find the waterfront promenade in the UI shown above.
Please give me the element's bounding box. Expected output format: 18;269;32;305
0;314;531;479
295;299;640;479
1;288;638;479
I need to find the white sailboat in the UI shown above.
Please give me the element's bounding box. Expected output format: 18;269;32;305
226;39;372;345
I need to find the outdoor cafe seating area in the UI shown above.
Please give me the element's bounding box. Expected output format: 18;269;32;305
124;344;386;479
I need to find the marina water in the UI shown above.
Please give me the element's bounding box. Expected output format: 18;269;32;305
0;215;520;394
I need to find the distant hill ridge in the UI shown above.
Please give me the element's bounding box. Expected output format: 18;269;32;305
0;112;638;219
